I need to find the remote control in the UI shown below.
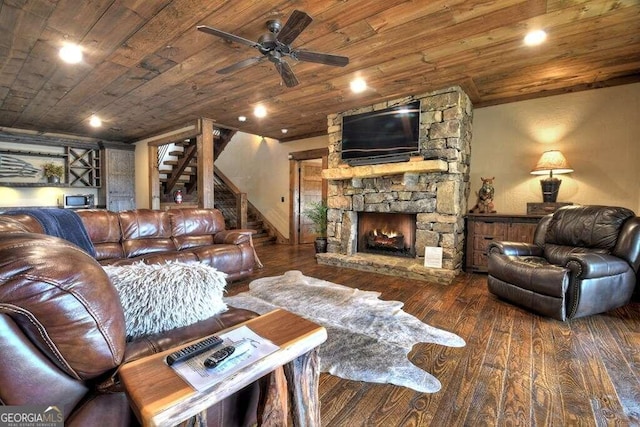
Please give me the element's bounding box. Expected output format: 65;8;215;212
204;339;253;369
166;335;223;366
203;345;235;369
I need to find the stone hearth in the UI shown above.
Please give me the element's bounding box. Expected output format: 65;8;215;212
317;86;472;285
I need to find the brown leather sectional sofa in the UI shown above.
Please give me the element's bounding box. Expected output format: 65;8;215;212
6;208;256;281
0;208;262;426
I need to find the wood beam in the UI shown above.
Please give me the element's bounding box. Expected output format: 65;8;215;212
148;145;160;210
197;118;215;208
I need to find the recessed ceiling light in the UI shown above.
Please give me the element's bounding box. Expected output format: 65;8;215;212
238;116;247;122
524;30;547;46
89;115;102;127
254;105;267;118
350;77;367;93
59;43;83;64
281;129;288;134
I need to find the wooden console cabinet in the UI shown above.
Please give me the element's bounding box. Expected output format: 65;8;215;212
465;213;544;273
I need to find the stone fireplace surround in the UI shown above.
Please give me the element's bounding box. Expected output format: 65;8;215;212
316;86;472;285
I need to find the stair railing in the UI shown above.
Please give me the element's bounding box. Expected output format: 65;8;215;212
213;166;248;229
157;144;170;167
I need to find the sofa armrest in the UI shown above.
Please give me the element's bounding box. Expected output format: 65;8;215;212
214;230;252;245
565;253;632;279
123;307;258;363
488;241;543;257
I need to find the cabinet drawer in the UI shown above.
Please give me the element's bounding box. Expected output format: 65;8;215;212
507;223;538;243
473;251;489;268
473;236;497;252
472;221;507;239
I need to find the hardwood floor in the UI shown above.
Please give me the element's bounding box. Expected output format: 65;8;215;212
228;244;640;427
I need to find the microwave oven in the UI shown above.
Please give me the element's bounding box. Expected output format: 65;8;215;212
62;194;95;209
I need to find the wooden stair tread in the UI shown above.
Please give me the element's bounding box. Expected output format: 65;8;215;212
252;236;277;246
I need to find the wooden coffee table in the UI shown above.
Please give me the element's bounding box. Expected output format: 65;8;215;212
119;309;327;427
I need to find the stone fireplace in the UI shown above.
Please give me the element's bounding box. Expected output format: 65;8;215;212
317;86;472;285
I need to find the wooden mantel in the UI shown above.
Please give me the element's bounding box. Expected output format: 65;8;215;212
321;159;448;180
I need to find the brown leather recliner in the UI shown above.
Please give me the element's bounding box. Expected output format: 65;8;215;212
487;205;640;321
0;217;261;426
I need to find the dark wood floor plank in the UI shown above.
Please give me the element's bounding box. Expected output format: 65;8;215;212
317;377;369;425
226;244;640;427
499;308;533;426
425;274;498;425
587;316;640;424
569;318;632;426
462;298;513;425
550;320;597;424
531;315;565;426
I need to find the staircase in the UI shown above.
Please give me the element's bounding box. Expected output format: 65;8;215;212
213;174;276;247
158;132;276;247
246;212;277;247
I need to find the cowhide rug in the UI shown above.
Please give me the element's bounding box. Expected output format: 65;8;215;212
224;270;465;393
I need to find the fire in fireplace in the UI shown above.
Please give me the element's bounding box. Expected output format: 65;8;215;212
358;212;416;257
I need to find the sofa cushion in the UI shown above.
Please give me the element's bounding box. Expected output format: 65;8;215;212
169;208;226;250
77;210;124;260
118;210;175;258
545;205;635;250
0;214;43;233
104;262;228;341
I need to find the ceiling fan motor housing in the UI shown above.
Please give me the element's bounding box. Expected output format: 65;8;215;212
258;33;277;53
266;19;282;34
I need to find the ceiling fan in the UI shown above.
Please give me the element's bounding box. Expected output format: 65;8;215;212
197;10;349;88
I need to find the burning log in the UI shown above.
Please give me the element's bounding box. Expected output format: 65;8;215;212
366;229;405;251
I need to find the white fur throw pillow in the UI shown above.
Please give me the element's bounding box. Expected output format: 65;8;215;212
103;261;228;341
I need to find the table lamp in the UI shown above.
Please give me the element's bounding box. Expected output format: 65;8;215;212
530;150;573;202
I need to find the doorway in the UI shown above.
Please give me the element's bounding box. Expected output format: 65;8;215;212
299;159;323;243
289;148;328;245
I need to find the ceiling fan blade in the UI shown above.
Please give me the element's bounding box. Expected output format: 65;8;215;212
197;25;260;48
292;50;349;67
276;10;313;46
274;60;299;87
217;56;266;74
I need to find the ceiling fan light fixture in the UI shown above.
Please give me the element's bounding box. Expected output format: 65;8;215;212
59;42;83;64
524;30;547;46
254;105;267;118
350;78;367;93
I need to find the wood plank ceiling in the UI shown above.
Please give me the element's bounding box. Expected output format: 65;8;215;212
1;0;639;143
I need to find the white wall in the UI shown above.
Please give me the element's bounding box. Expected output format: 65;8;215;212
134;141;150;208
215;133;329;236
470;83;640;214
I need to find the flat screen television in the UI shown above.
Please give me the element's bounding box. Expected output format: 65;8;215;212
341;100;421;166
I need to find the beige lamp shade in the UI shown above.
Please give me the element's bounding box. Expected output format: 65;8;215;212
530;150;574;177
531;150;573;202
